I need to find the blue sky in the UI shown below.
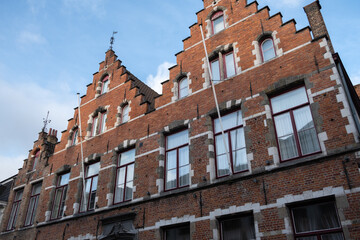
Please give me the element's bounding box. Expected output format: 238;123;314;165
0;0;359;180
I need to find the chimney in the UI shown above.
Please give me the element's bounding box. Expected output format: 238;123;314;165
304;0;334;53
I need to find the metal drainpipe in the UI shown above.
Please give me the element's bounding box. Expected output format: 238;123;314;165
336;62;360;139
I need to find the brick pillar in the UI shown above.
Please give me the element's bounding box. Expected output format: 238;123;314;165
304;0;334;53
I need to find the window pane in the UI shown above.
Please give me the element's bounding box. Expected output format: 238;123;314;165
119;149;135;166
221;215;256;240
230;128;245;150
92;116;98;136
179;146;189;167
179;165;189;187
216;134;229;155
25;197;36;225
102;80;109;93
262;39;276;61
59;173;70;186
122;105;129;123
297;237;317;240
51;189;62;218
321;233;344;240
115;184;124;203
179;78;188;98
166;169;177;190
126;164;135;183
87;162;100;177
294;106;320;155
117;167;126;185
211;59;221;81
166;150;177;170
167;130;188;149
274;113;298;160
125;181;133;201
232;149;248;172
15;190;23;201
7;204;17;230
271;87;308;114
32;183;41;195
217;154;230;177
100;113;107;133
292;202;341;233
214;110;243;133
213;15;224;34
165;225;190;240
225;53;236;78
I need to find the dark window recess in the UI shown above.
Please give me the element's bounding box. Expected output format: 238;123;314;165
164;224;190;240
290;201;344;240
220;214;256;240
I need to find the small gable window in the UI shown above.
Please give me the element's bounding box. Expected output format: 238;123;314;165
261;38;276;62
122;105;129;123
211;11;225;34
32;150;40;170
179;78;189;99
101;76;109;94
71;128;78;146
210;51;236;81
92;111;107;137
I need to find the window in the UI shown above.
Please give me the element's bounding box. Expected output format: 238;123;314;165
219;214;256;240
270;87;320;161
211;11;225;34
92;111;107;136
71;128;78;146
261;38;276;62
80;162;100;212
51;172;70;220
6;189;23;230
214;110;247;177
165;130;190;190
210;52;236;81
101;76;109;94
24;182;42;226
163;224;190;240
114;149;135;204
32;150;40;170
290;201;344;240
178;78;189;99
121;105;129;123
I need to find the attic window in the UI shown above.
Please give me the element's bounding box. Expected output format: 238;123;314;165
121;105;129;123
32;150;40;170
260;37;276;62
211;11;225;34
92;111;107;136
101;76;109;94
179;78;189;99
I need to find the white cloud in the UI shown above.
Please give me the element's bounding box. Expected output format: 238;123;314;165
0;155;27;180
146;62;174;94
62;0;106;17
27;0;46;14
0;74;76;181
18;30;47;45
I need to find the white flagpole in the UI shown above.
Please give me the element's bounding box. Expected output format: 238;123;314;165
199;25;232;175
77;93;88;211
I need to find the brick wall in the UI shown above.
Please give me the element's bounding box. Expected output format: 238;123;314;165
1;0;359;239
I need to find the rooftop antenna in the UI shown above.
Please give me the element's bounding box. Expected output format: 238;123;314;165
109;31;118;50
42;111;51;133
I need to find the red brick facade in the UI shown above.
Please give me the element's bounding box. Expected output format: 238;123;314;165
1;0;360;239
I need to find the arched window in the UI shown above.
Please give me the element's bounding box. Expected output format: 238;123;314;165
178;78;188;99
122;105;129;123
32;150;40;170
211;11;224;34
101;76;109;94
261;38;276;62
